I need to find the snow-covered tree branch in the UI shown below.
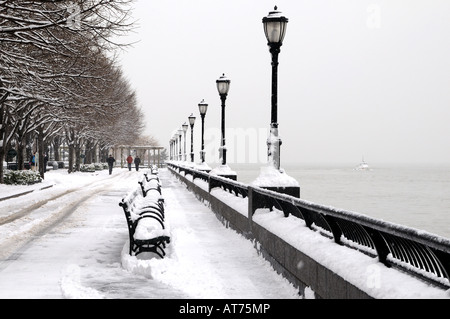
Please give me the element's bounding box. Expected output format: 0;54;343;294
0;0;152;183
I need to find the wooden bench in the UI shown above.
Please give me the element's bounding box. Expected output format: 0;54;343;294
119;171;170;258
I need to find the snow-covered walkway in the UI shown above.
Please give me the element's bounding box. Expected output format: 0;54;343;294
0;168;299;299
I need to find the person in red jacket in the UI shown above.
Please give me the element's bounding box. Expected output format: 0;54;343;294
126;155;133;171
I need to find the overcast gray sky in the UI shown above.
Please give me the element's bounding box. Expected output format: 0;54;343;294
117;0;450;165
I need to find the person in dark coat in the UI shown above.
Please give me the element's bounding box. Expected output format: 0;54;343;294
134;156;141;171
107;155;116;175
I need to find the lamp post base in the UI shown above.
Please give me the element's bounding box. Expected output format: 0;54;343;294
196;161;211;173
251;165;300;198
210;164;237;181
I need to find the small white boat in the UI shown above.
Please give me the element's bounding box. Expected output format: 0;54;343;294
355;157;370;170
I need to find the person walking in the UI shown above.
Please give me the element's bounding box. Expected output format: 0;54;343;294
107;154;116;175
134;156;141;171
30;152;36;171
126;155;133;171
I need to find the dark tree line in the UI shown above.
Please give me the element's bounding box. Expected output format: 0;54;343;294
0;0;148;183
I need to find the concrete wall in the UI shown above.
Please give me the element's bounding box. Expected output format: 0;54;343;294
169;168;372;299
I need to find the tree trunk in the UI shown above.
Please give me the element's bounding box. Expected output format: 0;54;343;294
0;103;5;184
53;136;61;161
68;143;74;174
38;126;45;179
75;144;81;171
100;145;108;163
85;140;93;164
17;141;25;171
0;146;4;184
0;80;9;184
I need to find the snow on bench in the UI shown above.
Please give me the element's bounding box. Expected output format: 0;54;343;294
119;171;170;258
138;174;162;198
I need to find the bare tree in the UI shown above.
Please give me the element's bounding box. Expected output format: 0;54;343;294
0;0;143;182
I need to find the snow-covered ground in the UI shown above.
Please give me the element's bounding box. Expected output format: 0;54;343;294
0;168;300;299
0;167;449;299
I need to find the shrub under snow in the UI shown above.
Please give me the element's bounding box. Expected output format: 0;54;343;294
4;170;42;185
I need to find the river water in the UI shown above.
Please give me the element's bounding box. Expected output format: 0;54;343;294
229;162;450;239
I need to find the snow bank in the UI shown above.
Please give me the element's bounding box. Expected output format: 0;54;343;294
120;229;237;299
60;265;105;299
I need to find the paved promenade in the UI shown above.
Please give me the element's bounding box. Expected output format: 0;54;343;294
0;168;300;299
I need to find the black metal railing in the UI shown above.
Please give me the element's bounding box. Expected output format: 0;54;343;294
175;164;210;184
209;174;249;199
248;186;450;289
167;162;450;289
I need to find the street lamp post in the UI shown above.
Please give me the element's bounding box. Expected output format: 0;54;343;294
254;6;299;198
178;129;183;161
172;137;176;161
210;74;237;180
182;122;188;162
198;99;208;164
172;136;176;161
263;6;288;171
174;135;177;161
188;114;196;163
216;73;230;166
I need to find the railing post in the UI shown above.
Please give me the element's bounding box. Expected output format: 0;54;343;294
248;187;274;216
248;187;256;234
364;227;390;266
209;176;221;193
248;187;256;218
322;215;343;245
